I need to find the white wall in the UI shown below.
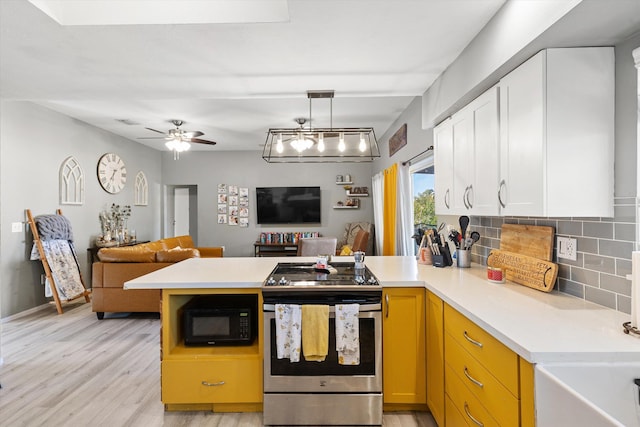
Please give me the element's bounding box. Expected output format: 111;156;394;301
0;101;163;317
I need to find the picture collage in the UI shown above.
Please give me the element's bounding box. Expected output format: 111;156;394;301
217;184;249;227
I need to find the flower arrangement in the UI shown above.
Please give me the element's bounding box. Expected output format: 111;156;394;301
97;204;132;246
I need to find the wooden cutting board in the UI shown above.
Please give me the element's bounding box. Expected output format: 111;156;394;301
487;249;558;292
500;224;555;261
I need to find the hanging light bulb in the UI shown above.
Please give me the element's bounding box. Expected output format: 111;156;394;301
317;132;325;152
276;133;284;153
338;132;346;152
359;132;366;152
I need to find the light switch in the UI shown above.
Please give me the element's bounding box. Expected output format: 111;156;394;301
11;222;23;233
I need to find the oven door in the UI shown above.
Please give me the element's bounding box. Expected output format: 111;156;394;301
263;304;382;393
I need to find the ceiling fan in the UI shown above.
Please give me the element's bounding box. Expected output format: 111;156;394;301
138;120;217;159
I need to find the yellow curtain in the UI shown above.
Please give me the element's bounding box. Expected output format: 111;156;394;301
382;164;397;255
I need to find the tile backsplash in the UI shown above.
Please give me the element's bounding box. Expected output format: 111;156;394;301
469;197;636;314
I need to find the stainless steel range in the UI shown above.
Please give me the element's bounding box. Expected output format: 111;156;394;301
262;261;383;426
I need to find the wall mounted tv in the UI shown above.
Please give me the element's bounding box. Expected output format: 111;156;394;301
256;186;321;224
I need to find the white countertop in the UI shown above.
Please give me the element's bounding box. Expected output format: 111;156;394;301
125;255;640;364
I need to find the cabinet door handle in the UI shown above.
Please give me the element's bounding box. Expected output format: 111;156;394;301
467;185;473;209
464;402;485;427
498;179;506;208
444;189;450;209
464;366;484;388
463;187;469;209
385;294;390;318
202;380;225;387
463;330;483;348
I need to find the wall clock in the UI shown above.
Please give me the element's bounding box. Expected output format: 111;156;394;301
97;153;127;194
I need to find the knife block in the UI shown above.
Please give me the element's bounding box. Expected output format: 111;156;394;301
432;244;452;268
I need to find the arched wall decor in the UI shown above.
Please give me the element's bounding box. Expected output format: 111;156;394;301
59;156;85;205
135;171;149;206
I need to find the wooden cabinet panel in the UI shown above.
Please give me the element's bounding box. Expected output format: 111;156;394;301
444;304;519;395
445;331;519;426
445;395;470;427
162;359;262;404
383;288;426;405
426;291;445;426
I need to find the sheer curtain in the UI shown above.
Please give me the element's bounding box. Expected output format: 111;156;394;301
371;172;384;255
396;162;414;256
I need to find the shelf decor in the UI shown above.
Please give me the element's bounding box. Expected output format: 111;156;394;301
389;123;407;157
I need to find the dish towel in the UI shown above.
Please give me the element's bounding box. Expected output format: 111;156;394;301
335;303;360;365
275;304;302;362
302;305;329;362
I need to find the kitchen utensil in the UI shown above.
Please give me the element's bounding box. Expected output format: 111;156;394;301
470;231;480;245
487;249;558;292
499;224;554;261
354;251;366;269
464;237;474;250
459;216;469;240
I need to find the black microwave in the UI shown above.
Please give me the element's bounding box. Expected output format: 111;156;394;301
183;297;256;346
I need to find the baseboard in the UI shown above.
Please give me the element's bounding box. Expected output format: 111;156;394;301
0;302;54;323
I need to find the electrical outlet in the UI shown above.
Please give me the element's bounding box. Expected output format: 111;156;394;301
557;236;577;261
11;222;22;233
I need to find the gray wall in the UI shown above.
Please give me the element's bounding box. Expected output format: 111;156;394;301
160;151;375;257
0;101;163;317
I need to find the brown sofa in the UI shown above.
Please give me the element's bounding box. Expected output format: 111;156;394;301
92;235;223;319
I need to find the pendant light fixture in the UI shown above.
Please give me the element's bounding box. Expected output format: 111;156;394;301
262;90;380;163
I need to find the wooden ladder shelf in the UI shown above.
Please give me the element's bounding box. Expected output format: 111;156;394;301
26;209;91;314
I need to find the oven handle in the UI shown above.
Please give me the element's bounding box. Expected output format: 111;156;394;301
263;303;381;313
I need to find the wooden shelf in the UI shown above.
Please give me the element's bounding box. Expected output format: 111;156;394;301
254;242;299;257
346;191;369;197
336;181;353;185
333;205;359;209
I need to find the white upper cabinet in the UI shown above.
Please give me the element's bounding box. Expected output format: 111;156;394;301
434;118;453;214
498;48;614;217
434;86;499;216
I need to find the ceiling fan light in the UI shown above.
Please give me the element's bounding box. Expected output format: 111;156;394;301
338;132;346;152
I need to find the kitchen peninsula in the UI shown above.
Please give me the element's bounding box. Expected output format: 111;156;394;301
125;256;640;424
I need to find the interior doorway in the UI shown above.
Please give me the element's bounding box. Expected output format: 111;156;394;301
165;185;198;244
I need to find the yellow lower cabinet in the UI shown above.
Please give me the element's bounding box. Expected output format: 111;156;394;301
444;304;519;395
162;359;262;404
445;395;470;427
445;331;519;426
445;362;499;427
426;291;445;426
382;288;427;406
520;358;536;427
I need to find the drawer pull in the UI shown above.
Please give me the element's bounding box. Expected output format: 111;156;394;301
202;380;225;387
464;402;484;427
463;330;483;348
464;367;484;388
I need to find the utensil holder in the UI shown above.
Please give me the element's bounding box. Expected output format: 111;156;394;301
456;249;471;268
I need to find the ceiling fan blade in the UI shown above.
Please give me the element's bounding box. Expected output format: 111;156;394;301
183;131;204;138
145;127;168;135
137;136;168;140
189;138;217;146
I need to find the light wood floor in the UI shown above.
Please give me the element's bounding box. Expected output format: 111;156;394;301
0;302;437;426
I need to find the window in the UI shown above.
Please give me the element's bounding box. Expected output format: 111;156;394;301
410;157;435;254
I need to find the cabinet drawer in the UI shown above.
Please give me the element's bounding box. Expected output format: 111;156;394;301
444;304;518;394
445;332;519;426
162;359;262;404
445;395;470;427
446;363;499;427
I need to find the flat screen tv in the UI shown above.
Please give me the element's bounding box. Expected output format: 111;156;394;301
256;186;321;224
